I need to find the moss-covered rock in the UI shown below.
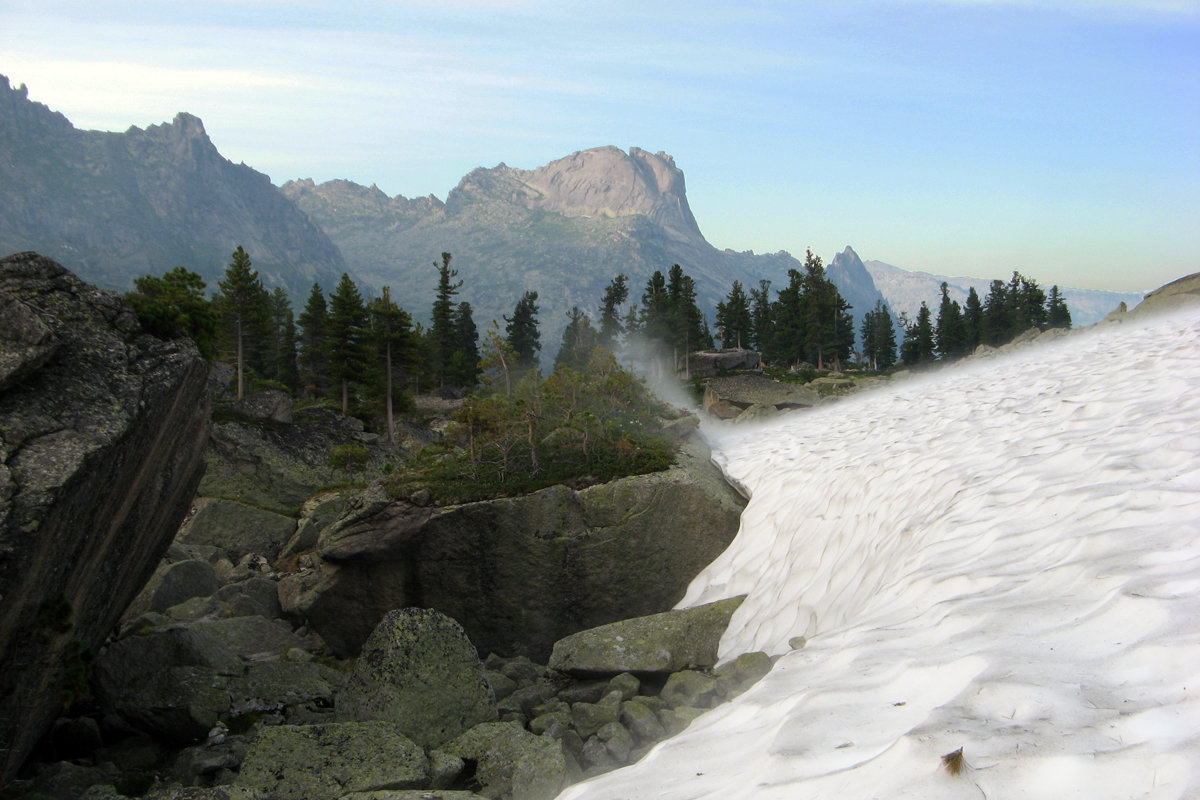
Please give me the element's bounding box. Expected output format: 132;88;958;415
548;595;745;677
178;498;297;563
441;721;569;800
335;608;497;747
234;722;428;800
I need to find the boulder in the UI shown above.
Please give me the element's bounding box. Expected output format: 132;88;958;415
548;596;745;677
228;389;292;424
288;434;745;660
227;660;343;716
234;722;429;800
703;374;819;412
124;559;223;621
335;608;497;747
441;721;569;800
178;498;297;563
93;627;242;742
0;253;210;782
685;348;760;378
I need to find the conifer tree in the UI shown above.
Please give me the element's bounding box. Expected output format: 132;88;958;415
1046;285;1072;329
902;303;936;365
665;264;710;355
126;267;218;360
505;290;542;373
935;282;967;361
430;252;462;386
214;245;270;399
267;287;299;392
297;284;330;398
449;301;480;387
556;307;599;371
860;300;897;371
639;270;671;349
749;279;772;354
597;274;629;350
327;273;368;413
368;285;414;442
981;279;1010;346
963;287;983;352
715;280;752;349
770;269;806;366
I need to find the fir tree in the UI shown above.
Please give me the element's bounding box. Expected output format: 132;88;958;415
214;245;270;399
556;306;599;371
369;285;414;442
981;279;1010;346
430;252;463;386
297;284;330;398
963;287;983;352
902;302;936;365
597;274;629;350
126;267;218;360
269;287;299;392
749;279;772;354
935;282;967;361
449;301;480;387
505;290;542;373
1047;285;1072;329
715;280;752;349
327;273;368;413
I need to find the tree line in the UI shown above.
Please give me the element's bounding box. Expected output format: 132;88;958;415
127;246;1074;431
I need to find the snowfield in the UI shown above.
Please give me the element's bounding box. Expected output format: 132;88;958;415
559;305;1200;799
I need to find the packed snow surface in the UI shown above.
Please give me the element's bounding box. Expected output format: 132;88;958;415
559;307;1200;799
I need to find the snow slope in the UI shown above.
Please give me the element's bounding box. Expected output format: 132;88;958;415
559;306;1200;799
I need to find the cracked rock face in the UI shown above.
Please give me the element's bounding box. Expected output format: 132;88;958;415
0;252;211;783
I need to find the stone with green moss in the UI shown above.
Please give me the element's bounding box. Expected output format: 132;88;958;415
441;721;569;800
234;722;428;800
548;596;745;677
334;608;497;747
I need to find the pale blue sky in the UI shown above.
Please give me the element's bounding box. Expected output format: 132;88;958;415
2;0;1196;292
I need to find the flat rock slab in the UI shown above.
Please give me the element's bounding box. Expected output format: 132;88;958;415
179;497;297;562
235;722;428;800
549;596;746;677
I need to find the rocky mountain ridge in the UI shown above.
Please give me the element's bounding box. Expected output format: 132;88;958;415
282;147;887;357
0;76;348;298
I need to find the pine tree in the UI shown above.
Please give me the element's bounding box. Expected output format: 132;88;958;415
597;274;629;350
268;287;299;392
770;269;806;366
369;285;414;442
963;287;983;352
981;279;1010;346
297;284;330;398
505;290;541;373
327;273;368;413
214;245;270;399
935;282;967;361
875;303;898;369
126;267;218;359
902;303;936;365
556;307;599;371
430;252;463;386
715;280;752;349
749;279;772;354
449;301;480;387
665;264;709;356
1046;285;1072;329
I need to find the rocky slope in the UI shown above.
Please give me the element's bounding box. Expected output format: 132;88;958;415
282;148;833;358
0;76;347;297
0;253;210;785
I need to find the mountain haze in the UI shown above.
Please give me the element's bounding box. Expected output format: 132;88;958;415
283;147;835;357
0;76;347;297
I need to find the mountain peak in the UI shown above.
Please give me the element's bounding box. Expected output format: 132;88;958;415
447;146;702;238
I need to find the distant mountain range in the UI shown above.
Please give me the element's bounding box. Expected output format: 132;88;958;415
279;146;878;354
1;74;1147;355
863;260;1146;328
0;76;346;298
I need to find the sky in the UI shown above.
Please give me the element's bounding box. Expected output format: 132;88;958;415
1;0;1197;292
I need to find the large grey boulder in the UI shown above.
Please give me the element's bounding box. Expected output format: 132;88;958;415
282;434;745;660
703;374;819;413
178;497;297;563
335;608;497;747
441;721;570;800
548;596;745;677
93;627;242;742
0;253;210;782
234;722;429;800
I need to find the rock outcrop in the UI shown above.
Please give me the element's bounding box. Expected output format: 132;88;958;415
278;435;746;661
0;253;210;783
